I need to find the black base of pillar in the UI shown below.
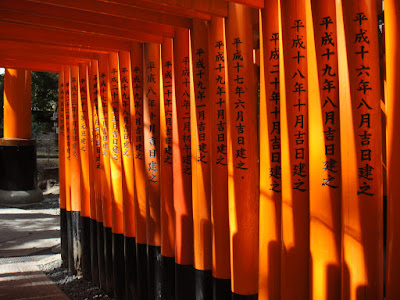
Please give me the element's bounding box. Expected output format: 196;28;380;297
80;216;91;281
71;211;82;275
195;268;212;300
125;236;137;300
232;293;258;300
112;233;125;300
213;278;231;300
175;264;195;300
90;219;99;286
97;222;106;290
147;245;162;300
161;256;175;300
66;210;74;275
60;208;68;268
136;243;148;300
104;226;113;295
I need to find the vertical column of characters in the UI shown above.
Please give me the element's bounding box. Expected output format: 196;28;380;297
108;52;125;300
385;1;400;298
64;67;74;274
341;3;383;299
143;43;162;299
130;43;148;300
98;54;114;294
161;37;176;299
78;63;92;281
173;27;195;300
78;64;91;220
118;51;135;239
280;0;309;298
108;53;124;236
85;61;99;285
70;66;82;214
59;69;68;268
144;43;161;247
308;1;341;299
225;2;259;297
119;50;137;300
70;66;83;274
259;0;281;298
191;19;212;296
89;60;106;289
209;16;231;297
161;38;175;258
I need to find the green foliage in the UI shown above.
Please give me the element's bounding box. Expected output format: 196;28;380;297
31;71;59;111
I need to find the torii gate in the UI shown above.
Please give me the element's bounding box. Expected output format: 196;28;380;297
0;0;399;300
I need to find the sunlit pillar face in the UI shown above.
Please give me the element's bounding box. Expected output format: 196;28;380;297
3;68;32;139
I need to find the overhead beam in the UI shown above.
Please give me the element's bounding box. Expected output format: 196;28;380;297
225;0;263;9
0;9;164;44
0;0;175;38
0;21;135;52
0;59;63;72
0;52;90;66
26;0;193;28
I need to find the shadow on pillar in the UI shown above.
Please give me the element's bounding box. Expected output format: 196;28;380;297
0;139;43;204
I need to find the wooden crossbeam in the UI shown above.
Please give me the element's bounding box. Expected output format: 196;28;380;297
0;0;175;38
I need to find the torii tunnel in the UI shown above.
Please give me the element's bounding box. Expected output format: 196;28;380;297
2;0;400;299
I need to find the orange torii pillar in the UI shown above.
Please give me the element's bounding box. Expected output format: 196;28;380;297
209;16;231;300
161;37;176;299
89;60;106;289
173;27;195;300
98;55;114;294
78;63;93;281
64;67;74;275
308;1;341;299
0;68;42;203
69;66;83;275
340;1;383;299
84;61;99;286
225;3;259;298
259;0;281;298
191;18;213;299
58;69;69;269
280;0;309;298
131;42;148;300
386;0;400;298
143;42;162;298
118;50;137;299
108;52;126;300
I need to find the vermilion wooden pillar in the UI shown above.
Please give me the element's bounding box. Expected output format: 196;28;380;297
191;18;213;300
98;54;114;294
208;16;231;300
386;0;400;298
3;69;31;139
78;63;92;281
108;52;125;300
0;68;42;204
143;42;162;299
118;50;137;299
280;0;309;298
69;65;83;275
173;27;195;299
85;61;99;286
89;60;106;289
161;37;176;299
259;0;281;299
58;69;68;269
308;1;341;299
130;42;148;300
225;3;259;298
63;66;74;275
340;1;383;299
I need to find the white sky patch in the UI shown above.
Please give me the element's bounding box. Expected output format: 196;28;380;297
0;68;4;75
